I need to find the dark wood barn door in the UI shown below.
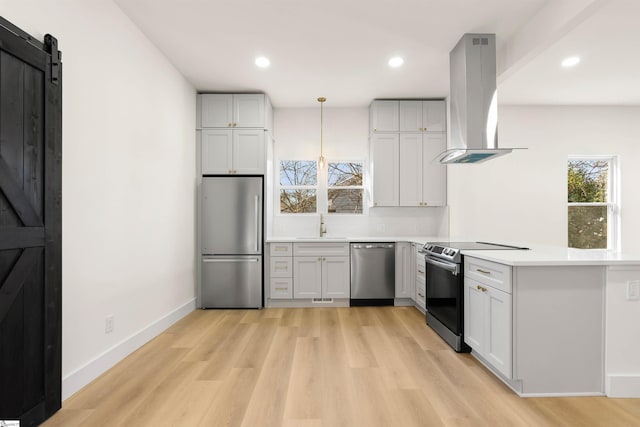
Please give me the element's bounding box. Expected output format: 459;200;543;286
0;17;62;426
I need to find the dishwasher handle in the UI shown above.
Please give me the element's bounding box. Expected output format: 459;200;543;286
351;243;395;249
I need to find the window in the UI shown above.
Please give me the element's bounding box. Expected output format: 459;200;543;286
279;160;317;213
278;159;365;214
327;162;363;214
567;157;618;250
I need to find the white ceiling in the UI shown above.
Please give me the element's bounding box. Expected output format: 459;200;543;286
114;0;640;108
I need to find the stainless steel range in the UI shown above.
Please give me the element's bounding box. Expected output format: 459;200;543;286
420;241;528;352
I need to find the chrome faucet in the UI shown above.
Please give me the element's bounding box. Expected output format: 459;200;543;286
320;213;327;237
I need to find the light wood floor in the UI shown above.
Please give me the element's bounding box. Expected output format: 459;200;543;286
43;307;640;426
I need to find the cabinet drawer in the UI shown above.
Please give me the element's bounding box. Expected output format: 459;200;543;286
270;257;293;277
270;278;293;299
416;256;426;281
270;243;293;257
415;280;426;307
465;257;512;294
294;243;349;257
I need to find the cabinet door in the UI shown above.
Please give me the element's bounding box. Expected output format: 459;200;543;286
201;129;233;174
370;100;399;132
485;286;512;378
293;257;322;298
399;134;423;206
233;94;265;128
395;243;411;298
422;100;446;132
233;129;265;174
421;133;446;206
399;100;423;132
322;256;350;298
270;278;293;299
464;279;485;353
371;133;399;206
200;94;233;128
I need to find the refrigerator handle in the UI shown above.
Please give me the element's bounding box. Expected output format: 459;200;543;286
255;195;260;253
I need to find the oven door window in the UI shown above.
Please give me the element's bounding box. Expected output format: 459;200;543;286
425;260;463;334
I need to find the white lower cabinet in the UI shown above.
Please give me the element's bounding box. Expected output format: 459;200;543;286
269;243;293;299
414;249;426;310
395;242;412;298
464;257;512;379
293;243;350;299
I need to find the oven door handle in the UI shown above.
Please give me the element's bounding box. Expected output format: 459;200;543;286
425;256;460;276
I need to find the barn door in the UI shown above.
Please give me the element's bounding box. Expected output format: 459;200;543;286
0;17;62;426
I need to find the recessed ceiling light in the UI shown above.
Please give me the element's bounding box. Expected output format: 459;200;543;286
388;57;404;68
561;56;580;68
255;56;270;68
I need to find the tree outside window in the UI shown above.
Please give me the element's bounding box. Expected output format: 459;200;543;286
568;158;618;249
279;160;317;213
327;162;363;214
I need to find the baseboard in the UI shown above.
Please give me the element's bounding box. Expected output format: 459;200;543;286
61;298;196;400
607;375;640;397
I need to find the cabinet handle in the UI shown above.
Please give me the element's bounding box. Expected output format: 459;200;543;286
275;287;288;291
418;292;424;298
323;257;326;261
374;202;378;206
374;128;377;131
476;285;487;292
477;269;491;274
233;123;237;127
418;270;424;274
424;127;427;131
317;257;322;261
228;122;232;127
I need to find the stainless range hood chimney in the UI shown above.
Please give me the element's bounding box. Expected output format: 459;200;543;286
436;33;517;164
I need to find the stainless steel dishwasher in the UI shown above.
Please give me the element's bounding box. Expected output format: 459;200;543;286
350;243;395;306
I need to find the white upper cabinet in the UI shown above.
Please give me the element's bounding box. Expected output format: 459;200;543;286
421;133;446;206
370;100;399;132
201;129;233;174
371;133;399;206
201;129;264;174
199;93;271;130
399;133;446;207
200;94;233;128
399;100;446;132
233;94;266;128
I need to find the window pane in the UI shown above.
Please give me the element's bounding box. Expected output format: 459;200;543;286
280;189;316;213
568;160;608;202
568;206;607;249
280;160;317;186
328;162;363;186
328;189;363;214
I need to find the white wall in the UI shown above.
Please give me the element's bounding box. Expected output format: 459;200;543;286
1;0;197;398
271;107;448;238
448;105;640;254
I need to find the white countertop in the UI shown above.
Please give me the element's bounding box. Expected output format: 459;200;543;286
461;245;640;266
267;237;640;266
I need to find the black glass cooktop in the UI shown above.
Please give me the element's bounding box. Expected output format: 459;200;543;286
426;241;529;250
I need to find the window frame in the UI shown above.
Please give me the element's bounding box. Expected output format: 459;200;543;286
278;159;319;215
276;157;367;216
326;160;365;215
567;155;620;251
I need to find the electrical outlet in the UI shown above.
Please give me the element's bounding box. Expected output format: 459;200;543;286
627;281;640;301
105;315;114;334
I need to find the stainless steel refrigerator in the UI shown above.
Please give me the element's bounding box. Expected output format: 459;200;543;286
200;176;263;308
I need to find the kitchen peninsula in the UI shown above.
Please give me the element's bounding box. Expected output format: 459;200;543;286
267;237;640;398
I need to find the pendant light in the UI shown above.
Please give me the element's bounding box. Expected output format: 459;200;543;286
318;97;326;169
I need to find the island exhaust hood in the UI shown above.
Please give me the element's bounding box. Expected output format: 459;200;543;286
436;33;519;164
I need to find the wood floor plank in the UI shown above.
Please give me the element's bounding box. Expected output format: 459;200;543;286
41;307;640;427
243;326;299;427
